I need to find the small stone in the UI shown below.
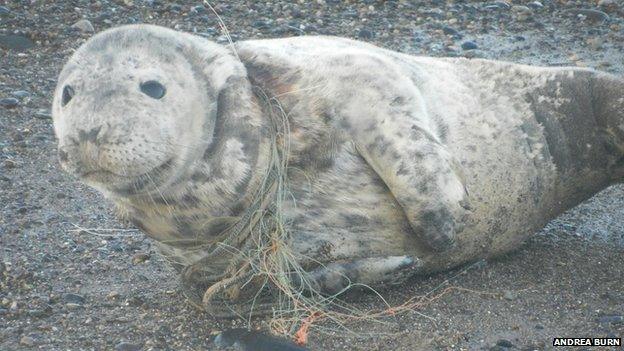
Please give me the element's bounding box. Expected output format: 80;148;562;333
484;2;511;11
65;303;81;310
527;1;543;10
9;301;18;312
512;5;532;14
497;339;514;348
503;290;516;301
71;19;95;33
462;50;486;59
132;252;150;264
251;20;270;29
115;341;142;351
586;38;603;50
20;336;35;347
597;315;623;324
342;9;358;18
598;0;617;8
167;4;182;13
2;159;15;168
0;34;34;50
34;109;52;119
357;28;373;40
11;90;30;99
461;41;478;50
566;9;610;23
512;5;533;20
190;5;205;14
442;26;461;37
27;308;49;318
0;98;19;108
0;6;10;16
107;291;120;299
125;295;146;307
63;293;85;304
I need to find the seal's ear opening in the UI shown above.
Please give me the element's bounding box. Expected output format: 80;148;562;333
140;80;166;99
62;85;74;106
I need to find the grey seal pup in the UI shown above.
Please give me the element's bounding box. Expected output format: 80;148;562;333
52;24;624;311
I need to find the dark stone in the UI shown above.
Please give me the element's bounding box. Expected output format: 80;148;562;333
423;9;445;19
496;339;514;348
357;28;374;39
114;342;142;351
0;98;19;108
527;1;544;10
0;35;34;51
62;293;85;304
442;26;460;37
190;5;205;14
565;9;610;22
461;41;478;50
252;20;271;29
108;241;124;252
34;109;52;119
11;91;30;99
342;9;358;18
484;2;511;10
167;3;182;13
597;315;623;324
125;295;146;307
215;329;309;351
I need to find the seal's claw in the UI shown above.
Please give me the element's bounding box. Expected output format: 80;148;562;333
420;207;458;252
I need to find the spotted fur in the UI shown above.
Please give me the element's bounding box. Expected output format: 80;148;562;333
53;25;624;296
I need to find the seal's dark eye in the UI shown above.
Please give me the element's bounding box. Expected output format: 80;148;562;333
62;85;74;106
140;80;166;99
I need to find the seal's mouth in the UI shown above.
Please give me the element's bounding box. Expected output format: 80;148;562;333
79;157;175;195
80;169;120;181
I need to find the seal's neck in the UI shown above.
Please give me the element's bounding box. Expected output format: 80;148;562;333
118;73;274;245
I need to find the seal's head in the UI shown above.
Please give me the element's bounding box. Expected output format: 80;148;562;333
52;24;250;197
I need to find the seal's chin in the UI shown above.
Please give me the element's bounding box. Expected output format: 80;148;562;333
78;157;176;195
80;169;121;183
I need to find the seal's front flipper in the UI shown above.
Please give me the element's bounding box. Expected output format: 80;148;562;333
354;131;470;252
300;255;422;295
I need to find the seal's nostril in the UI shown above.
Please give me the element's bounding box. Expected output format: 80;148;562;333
78;126;102;144
58;148;69;163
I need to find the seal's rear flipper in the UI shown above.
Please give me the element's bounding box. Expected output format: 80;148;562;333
299;255;422;295
591;72;624;179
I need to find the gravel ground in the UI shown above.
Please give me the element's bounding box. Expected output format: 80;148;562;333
1;0;624;350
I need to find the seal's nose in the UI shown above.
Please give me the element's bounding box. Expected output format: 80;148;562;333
78;126;102;144
57;125;106;176
57;147;69;165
